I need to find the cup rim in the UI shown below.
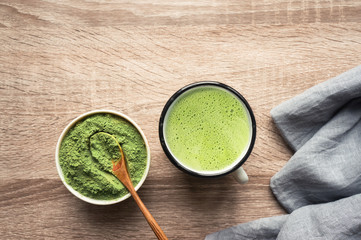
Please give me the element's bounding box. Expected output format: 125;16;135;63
55;109;151;205
159;81;256;178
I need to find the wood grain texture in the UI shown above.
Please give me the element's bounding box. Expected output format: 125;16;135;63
1;0;361;239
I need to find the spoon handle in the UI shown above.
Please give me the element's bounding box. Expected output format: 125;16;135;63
128;187;169;240
112;154;168;240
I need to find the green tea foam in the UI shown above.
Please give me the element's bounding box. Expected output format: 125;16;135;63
164;86;251;173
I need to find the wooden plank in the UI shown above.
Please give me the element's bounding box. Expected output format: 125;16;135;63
1;177;283;239
0;0;360;26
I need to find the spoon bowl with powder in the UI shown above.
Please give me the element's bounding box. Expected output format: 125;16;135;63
90;132;168;240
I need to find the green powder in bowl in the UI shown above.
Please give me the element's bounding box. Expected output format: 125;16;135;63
56;110;150;204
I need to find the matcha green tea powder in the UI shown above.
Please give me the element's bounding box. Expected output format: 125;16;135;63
59;113;148;200
90;132;122;174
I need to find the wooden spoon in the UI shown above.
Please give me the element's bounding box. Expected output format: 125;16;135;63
95;132;168;240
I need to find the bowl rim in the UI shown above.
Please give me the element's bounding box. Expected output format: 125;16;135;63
55;109;151;205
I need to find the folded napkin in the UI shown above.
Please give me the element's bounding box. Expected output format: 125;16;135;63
206;65;361;240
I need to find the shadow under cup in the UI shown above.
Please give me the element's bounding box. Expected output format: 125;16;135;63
159;82;256;178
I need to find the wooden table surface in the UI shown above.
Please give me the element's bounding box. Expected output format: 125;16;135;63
1;1;361;239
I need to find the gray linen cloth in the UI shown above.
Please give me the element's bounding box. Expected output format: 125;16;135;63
206;65;361;240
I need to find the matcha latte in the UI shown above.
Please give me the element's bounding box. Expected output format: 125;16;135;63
58;112;148;201
161;83;254;175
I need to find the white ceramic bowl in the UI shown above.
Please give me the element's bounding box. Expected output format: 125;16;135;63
55;110;151;205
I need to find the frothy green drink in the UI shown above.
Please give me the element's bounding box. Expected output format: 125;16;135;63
164;86;251;173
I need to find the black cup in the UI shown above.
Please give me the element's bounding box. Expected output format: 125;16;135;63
159;81;256;180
